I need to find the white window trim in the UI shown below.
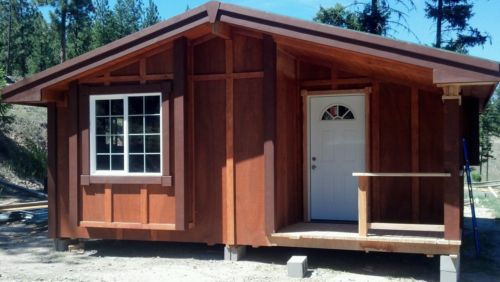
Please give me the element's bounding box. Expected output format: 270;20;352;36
90;92;162;176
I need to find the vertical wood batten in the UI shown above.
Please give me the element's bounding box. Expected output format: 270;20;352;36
225;39;236;245
371;83;380;221
68;82;79;228
443;96;461;240
263;34;277;235
410;88;420;222
47;103;58;238
173;37;187;231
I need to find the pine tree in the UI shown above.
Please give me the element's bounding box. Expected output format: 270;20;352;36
0;67;12;121
143;0;160;28
314;1;415;36
314;4;362;31
113;0;143;38
479;90;500;180
92;0;118;48
425;0;489;53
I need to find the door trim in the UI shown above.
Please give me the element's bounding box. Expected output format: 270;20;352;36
302;88;371;222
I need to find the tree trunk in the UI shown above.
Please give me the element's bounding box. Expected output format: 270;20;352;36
59;0;68;63
6;0;13;75
436;0;443;48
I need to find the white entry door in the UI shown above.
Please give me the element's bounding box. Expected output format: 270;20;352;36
309;94;365;221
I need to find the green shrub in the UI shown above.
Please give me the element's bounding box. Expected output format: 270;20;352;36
471;171;482;182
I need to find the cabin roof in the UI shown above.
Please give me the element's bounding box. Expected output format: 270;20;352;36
2;1;499;104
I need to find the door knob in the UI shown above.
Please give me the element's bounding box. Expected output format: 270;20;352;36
312;157;316;161
311;165;317;170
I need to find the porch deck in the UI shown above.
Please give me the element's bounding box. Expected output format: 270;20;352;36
269;222;461;255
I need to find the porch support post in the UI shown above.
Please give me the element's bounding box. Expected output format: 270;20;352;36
358;176;369;237
263;34;277;235
47;103;58;238
442;85;461;241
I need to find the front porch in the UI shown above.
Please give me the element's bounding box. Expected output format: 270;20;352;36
270;222;461;255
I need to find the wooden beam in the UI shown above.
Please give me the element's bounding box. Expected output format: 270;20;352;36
358;176;369;237
79;86;90;181
225;39;236;245
371;83;381;222
47;103;57;238
191;71;263;81
263;34;277;235
173;37;187;231
80;74;173;84
80;221;176;230
442;87;461;240
301;77;373;87
369;222;445;232
139;59;146;84
411;87;420;223
68;82;79;228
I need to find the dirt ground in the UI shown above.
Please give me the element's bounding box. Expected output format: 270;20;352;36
0;216;498;282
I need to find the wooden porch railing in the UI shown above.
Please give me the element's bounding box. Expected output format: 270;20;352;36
352;172;451;237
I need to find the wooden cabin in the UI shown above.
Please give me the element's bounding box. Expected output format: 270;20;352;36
2;1;499;276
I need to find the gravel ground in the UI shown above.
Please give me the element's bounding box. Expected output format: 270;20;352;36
0;222;441;282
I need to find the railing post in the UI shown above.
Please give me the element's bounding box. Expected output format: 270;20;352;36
358;176;369;237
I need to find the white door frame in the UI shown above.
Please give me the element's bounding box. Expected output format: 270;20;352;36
302;88;371;222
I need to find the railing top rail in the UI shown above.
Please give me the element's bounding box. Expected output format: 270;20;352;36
352;172;451;178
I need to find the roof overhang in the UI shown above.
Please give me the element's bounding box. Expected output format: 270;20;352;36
1;1;499;104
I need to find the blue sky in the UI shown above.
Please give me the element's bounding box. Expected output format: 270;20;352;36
149;0;500;62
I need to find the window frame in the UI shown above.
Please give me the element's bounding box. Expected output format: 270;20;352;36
89;92;163;176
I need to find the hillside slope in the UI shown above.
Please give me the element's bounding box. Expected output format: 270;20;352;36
0;105;47;189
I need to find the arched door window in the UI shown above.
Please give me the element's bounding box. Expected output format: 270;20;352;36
321;104;355;120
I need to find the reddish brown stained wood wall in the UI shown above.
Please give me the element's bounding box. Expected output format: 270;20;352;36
234;78;266;245
193;80;226;243
376;83;412;222
419;90;444;223
275;50;302;230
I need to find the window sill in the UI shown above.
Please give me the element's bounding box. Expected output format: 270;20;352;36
80;175;172;186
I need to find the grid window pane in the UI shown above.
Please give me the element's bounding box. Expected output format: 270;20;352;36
145;116;160;133
111;136;124;153
96;117;110;135
128;97;143;115
129;135;144;153
145;135;160;153
111;100;123;115
96;155;110;170
96;136;110;153
111;117;124;134
95;100;109;116
129;155;144;172
129;116;143;134
111;155;124;170
145;155;161;173
145;96;160;114
93;95;161;174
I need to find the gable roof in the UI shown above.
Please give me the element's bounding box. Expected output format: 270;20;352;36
2;1;499;103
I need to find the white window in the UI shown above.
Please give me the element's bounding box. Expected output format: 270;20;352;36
90;93;162;176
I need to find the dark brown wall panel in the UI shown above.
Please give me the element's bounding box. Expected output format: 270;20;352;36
110;62;140;76
193;38;226;75
299;61;330;81
462;96;480;165
276;50;302;230
419;90;444;223
146;49;174;74
233;34;263;73
377;83;412;222
234;78;266;246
